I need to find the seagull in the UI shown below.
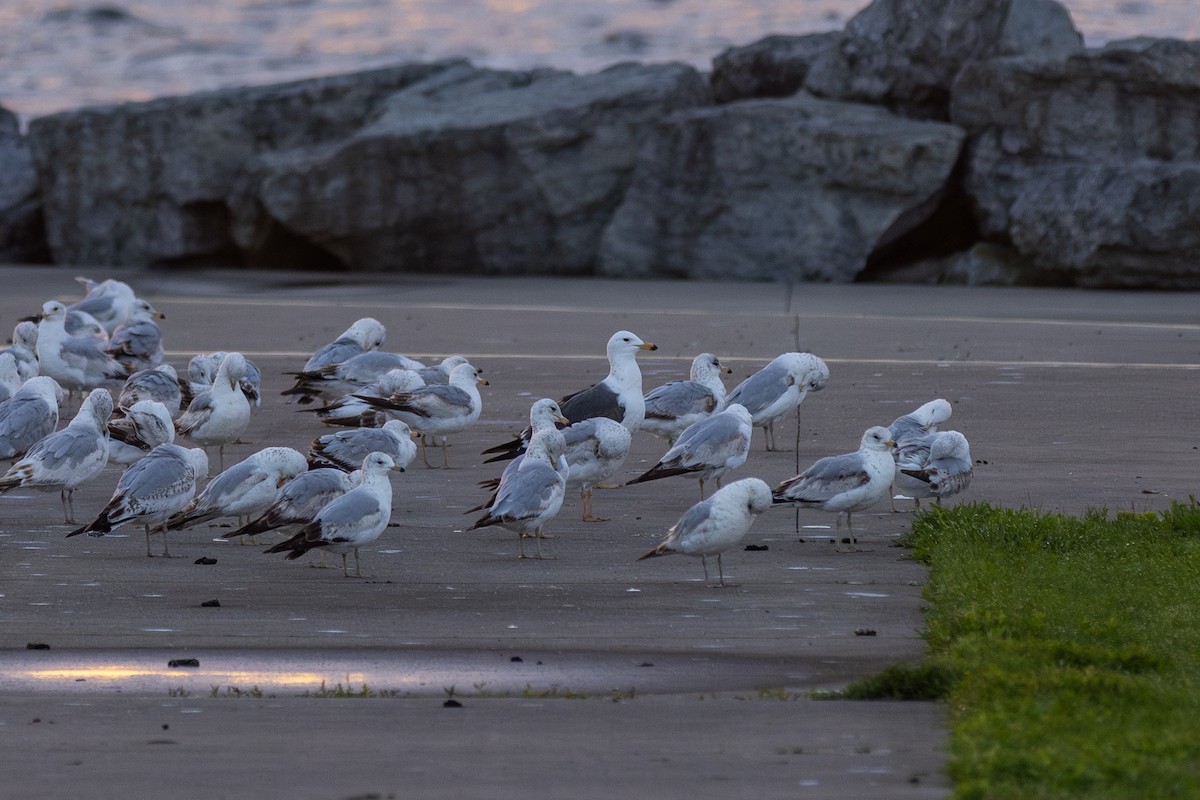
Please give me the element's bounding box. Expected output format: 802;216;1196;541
468;428;568;560
888;399;952;510
0;320;40;382
417;355;473;385
67;277;137;334
483;330;657;461
771;426;897;551
722;352;829;451
301;368;425;428
35;300;130;394
301;317;387;372
106;299;166;373
223;467;361;541
898;430;974;507
0;376;63;461
638;477;773;587
0;353;21;404
163;446;308;532
185;352;262;408
353;363;487;468
64;308;110;348
283;350;426;405
0;388;113;523
626;403;754;500
470;398;569;508
67;443;209;557
264;451;396;578
174;352;252;470
118;364;183;419
641;352;732;445
107;400;175;465
307;419;418;472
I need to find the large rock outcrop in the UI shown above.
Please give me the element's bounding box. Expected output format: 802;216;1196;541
598;93;965;282
0;108;48;264
254;62;710;274
804;0;1082;118
27;61;460;268
952;39;1200;288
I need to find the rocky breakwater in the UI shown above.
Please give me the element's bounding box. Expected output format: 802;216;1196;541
2;0;1198;288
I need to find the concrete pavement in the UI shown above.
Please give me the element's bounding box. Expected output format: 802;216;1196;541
2;266;1197;799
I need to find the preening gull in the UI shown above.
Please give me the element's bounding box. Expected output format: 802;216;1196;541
0;388;113;523
722;352;829;451
175;352;252;470
638;477;773;588
106;299;165;373
897;430;973;507
223;467;360;541
888;398;953;510
0;376;63;461
301;317;387;372
35;300;130;393
483;330;656;461
307;419;418;472
67;443;208;557
164;446;308;532
185;352;262;408
771;426;897;552
283;350;426;405
468;428;568;560
107;399;175;465
265;451;396;578
626;403;753;500
353;363;486;468
641;353;732;445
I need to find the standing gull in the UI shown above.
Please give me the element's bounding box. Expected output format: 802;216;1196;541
898;430;974;507
0;388;113;523
185;352;262;408
470;399;568;511
307;419;418;473
626;403;754;500
175;352;252;470
164;446;308;532
771;426;897;551
468;429;568;560
265;451;396;578
483;330;657;461
67;443;209;557
641;353;732;445
0;321;40;382
560;417;632;522
722;352;829;451
638;478;773;588
35;300;130;394
0;376;63;461
353;363;486;468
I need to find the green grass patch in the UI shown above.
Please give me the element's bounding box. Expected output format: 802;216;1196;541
898;501;1200;799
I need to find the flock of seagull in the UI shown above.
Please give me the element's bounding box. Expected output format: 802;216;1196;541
0;277;974;586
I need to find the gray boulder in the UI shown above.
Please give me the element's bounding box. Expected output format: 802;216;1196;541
805;0;1082;118
0;107;49;264
710;33;841;104
27;61;461;268
255;62;710;275
597;93;965;282
952;39;1200;287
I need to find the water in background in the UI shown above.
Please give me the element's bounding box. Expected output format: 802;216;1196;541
1;0;1195;121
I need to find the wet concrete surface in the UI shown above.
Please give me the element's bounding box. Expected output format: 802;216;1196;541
2;266;1198;798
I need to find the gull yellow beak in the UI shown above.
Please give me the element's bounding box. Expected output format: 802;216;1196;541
639;342;658;351
557;416;570;425
721;365;733;374
477;377;490;386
